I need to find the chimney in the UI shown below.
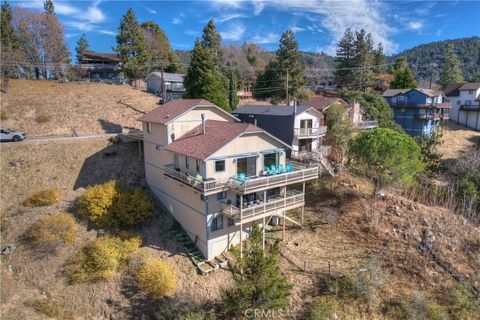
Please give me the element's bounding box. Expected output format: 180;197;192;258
201;113;206;134
293;100;297;115
254;118;257;126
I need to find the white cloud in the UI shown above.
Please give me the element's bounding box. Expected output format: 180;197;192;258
220;23;246;41
64;20;95;32
415;2;436;16
211;0;242;8
252;0;265;15
146;7;157;15
408;21;423;31
436;29;442;37
85;1;105;24
253;32;279;44
185;29;200;37
217;13;245;23
254;0;397;54
172;17;183;25
98;30;116;36
290;26;306;33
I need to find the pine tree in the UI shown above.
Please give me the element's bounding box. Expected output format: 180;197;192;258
391;56;417;89
228;70;239;110
44;0;54;15
373;42;386;75
254;60;281;102
184;39;229;111
75;33;89;63
201;19;222;66
1;0;19;84
141;21;182;73
276;30;305;102
353;29;375;90
224;225;292;316
335;28;355;86
440;44;464;87
115;8;151;79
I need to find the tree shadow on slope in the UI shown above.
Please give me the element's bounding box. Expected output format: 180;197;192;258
98;119;123;133
73;141;144;190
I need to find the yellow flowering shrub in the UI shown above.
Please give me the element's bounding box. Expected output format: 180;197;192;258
24;187;60;207
77;181;153;228
138;258;176;299
28;213;77;248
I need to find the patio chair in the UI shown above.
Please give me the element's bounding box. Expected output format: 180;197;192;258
270;164;276;174
286;163;293;172
277;164;284;174
239;173;246;181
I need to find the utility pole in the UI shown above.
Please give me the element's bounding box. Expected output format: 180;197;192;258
286;68;289;105
429;63;436;89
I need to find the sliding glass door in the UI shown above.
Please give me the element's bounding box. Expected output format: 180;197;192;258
237;156;257;177
263;152;278;170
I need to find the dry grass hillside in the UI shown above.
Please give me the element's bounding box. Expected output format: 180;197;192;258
0;80;158;136
1;138;478;319
440;122;480;160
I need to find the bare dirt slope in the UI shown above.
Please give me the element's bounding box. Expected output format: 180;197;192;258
440;121;480;160
0;80;158;136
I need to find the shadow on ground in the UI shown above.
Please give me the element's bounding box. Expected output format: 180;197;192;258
73;140;144;189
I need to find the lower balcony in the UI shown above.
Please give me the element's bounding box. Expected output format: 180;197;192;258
221;189;305;225
292;146;332;161
294;126;327;138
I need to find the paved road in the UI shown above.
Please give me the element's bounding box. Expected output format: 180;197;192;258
2;133;118;144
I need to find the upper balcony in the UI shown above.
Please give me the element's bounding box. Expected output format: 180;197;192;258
221;189;305;225
228;164;318;194
292;146;331;162
294;126;327;139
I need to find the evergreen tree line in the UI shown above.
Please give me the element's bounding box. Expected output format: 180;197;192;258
334;28;386;89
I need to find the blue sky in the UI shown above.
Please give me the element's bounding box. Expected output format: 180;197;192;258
13;0;480;56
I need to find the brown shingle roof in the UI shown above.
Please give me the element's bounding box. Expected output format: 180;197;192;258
459;83;480;91
138;99;215;124
382;89;410;97
303;96;347;112
164;120;264;160
444;83;464;97
81;51;121;62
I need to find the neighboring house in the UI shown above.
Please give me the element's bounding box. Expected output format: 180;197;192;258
77;51;122;81
445;82;480;131
145;72;185;102
373;74;394;91
232;105;330;161
303;96;378;130
347;101;379;130
138;99;318;261
237;90;253;101
382;88;451;136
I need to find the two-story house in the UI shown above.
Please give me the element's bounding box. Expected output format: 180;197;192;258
232;105;330;162
445;83;480;130
382;88;451;136
77;51;122;81
139;99;318;261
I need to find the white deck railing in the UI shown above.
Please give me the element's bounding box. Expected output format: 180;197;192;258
163;164;227;192
355;120;379;129
294;126;327;138
230;165;318;193
221;190;305;221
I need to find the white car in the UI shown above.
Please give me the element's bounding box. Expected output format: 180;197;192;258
0;128;26;142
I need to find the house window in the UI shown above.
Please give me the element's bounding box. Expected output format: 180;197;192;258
211;215;223;232
263;152;278;170
237;156;256;177
196;159;200;172
397;96;404;101
465;100;472;106
457;100;461;105
469;90;474;95
216;191;227;201
185;156;189;169
228;218;235;226
146;122;152;133
215;160;225;172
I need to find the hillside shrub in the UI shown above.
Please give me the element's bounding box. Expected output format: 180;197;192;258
27;213;77;249
64;234;141;283
1;111;8;120
137;257;176;299
36;112;53;123
181;311;216;320
426;301;449;320
25;299;61;318
382;298;418;319
24;187;60;207
446;285;480;320
77;180;153;229
310;296;340;320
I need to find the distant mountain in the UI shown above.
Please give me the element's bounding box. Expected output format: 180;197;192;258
391;37;480;85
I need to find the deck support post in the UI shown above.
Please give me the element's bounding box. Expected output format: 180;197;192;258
301;182;305;227
240;194;243;258
262;216;265;251
282;186;286;241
